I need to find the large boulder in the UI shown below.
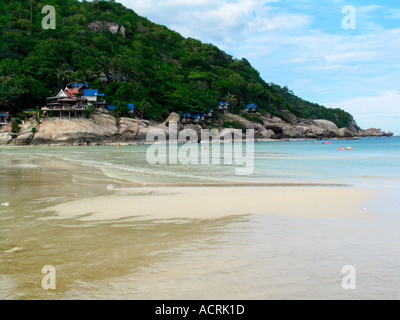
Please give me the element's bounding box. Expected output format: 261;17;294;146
163;112;183;131
224;113;263;131
281;110;298;123
313;119;339;132
0;131;12;145
337;127;357;138
31;114;119;145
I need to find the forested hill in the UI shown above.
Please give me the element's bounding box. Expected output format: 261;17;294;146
0;0;356;127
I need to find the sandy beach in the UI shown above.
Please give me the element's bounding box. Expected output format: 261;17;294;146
41;186;375;222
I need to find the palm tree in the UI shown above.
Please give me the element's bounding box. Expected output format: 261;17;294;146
224;92;238;108
68;71;86;89
138;100;151;120
55;63;70;88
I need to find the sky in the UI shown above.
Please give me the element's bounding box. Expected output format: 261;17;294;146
118;0;400;134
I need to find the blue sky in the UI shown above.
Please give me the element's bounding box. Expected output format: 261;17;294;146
118;0;400;134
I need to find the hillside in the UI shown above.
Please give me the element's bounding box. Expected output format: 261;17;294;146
0;0;356;128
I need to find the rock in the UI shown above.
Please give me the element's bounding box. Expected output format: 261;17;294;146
0;131;12;145
359;128;386;137
118;117;147;142
313;119;339;132
386;131;394;137
224;113;262;130
31;113;119;145
88;21;126;37
259;129;275;138
136;125;169;142
11;132;34;145
281;110;297;123
163;112;182;129
312;119;339;138
337;127;356;138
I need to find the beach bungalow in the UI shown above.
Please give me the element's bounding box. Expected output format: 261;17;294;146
42;89;86;118
128;103;134;114
244;104;258;113
0;112;11;128
82;89;107;110
219;102;229;114
107;106;117;112
182;113;191;124
193;114;201;123
99;73;108;84
206;109;213;118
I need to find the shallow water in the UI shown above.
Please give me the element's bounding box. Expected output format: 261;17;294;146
0;137;399;300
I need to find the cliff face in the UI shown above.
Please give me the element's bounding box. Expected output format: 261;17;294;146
0;111;393;147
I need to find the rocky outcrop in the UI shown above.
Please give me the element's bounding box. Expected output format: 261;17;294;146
0;111;394;147
358;128;394;137
30;114;119;145
88;21;126;37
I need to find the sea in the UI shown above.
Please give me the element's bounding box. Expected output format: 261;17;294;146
0;136;399;300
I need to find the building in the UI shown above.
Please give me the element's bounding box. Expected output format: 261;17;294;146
244;104;258;113
42;84;107;117
83;89;107;110
182;113;191;124
42;89;85;118
0;112;11;128
219;102;229;113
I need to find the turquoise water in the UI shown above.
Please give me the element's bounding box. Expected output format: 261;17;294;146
3;137;398;186
252;136;400;185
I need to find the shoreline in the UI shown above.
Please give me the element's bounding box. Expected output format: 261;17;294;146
0;136;365;148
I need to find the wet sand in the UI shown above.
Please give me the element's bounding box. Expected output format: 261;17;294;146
41;186;375;221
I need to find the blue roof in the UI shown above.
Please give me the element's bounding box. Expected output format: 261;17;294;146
84;89;99;96
246;104;258;109
183;113;191;118
193;114;200;119
128;103;134;111
107;106;117;110
0;113;11;117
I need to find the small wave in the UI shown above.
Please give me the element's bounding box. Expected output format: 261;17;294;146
3;247;22;255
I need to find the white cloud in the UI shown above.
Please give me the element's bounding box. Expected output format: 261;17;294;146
385;8;400;20
324;91;400;134
119;0;310;47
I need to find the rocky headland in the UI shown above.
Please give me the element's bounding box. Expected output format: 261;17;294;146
0;111;394;146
